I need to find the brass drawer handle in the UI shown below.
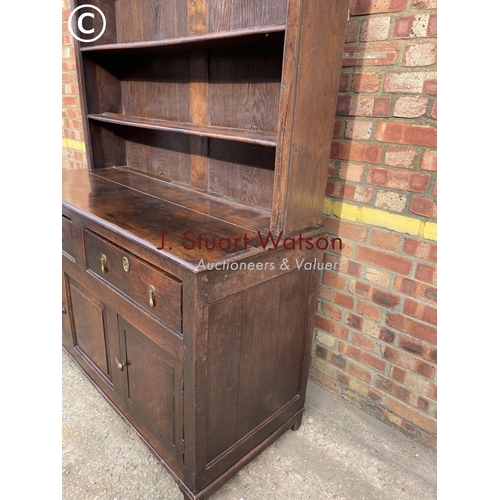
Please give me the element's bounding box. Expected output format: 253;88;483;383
122;256;130;273
101;254;107;274
149;285;156;308
115;357;125;372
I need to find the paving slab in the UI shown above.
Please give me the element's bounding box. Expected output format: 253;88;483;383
62;352;436;500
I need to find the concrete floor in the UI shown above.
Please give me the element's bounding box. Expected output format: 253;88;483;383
62;352;437;500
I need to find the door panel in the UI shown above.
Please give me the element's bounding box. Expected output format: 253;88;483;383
118;316;183;464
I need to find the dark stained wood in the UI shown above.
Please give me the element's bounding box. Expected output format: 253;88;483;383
81;24;286;53
84;229;183;332
68;279;110;378
206;294;242;463
236;279;280;438
208;140;275;209
120;316;176;446
272;0;349;233
62;216;75;259
114;0;188;43
271;270;311;412
208;46;282;133
88;113;277;147
208;0;288;32
65;2;349;498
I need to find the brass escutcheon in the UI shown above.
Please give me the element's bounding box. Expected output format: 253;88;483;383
100;254;107;274
148;285;156;308
122;256;130;272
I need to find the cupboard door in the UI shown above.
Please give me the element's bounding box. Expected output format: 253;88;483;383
65;276;120;395
117;316;183;466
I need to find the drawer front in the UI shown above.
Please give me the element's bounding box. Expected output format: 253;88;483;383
84;230;182;332
62;216;75;258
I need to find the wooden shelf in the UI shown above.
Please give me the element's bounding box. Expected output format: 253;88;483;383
88;113;277;147
80;24;286;54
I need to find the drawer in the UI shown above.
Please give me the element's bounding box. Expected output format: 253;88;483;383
62;216;75;258
84;230;182;333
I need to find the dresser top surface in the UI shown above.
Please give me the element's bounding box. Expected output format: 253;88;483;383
63;168;322;271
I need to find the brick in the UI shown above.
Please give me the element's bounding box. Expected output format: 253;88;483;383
371;230;400;252
431;98;437;119
375;190;407;212
339;370;382;401
410;196;437;218
311;356;334;378
412;0;437;8
375;122;437;147
387;314;437;344
382;346;436;379
315;314;349;339
423;78;437;94
345;18;360;42
385;148;417;168
320;300;343;322
316;330;337;349
360;16;391;41
346;313;363;330
404;43;437;67
339;73;350;92
361;317;383;338
398;334;436;363
331;141;383;164
415;263;437;285
403;238;437;262
353;332;376;351
309;369;342;396
376;375;394;392
349;363;372;383
394;277;437;304
390;366;406;383
404;298;437;325
421;150;437;171
384;71;437;93
322;217;369;242
343;44;400;66
403;371;437;400
322;272;346;291
332;120;343;138
421;431;437;448
352;72;380;92
386;397;436;434
365;268;391;288
345;120;373;140
351;0;406;15
379;327;395;344
339;343;386;373
357;300;382;322
357;247;412;274
336;95;391;117
373;97;392;117
394;14;430;38
371;289;400;308
334;291;355;309
338;161;365;182
393;97;429;118
367;168;431;193
427;13;437;37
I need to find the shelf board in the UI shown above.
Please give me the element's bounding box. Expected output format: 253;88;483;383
80;24;286;54
88;113;277;147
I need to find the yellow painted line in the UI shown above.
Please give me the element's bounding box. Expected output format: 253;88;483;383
324;199;437;242
62;138;86;152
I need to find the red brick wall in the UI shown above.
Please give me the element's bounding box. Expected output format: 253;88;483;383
310;0;437;448
62;0;87;170
61;0;438;448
